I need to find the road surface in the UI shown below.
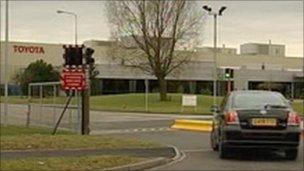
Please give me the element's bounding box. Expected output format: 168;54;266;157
2;103;303;170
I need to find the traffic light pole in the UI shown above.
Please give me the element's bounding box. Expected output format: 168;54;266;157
81;89;90;135
81;67;90;135
227;79;231;94
213;14;218;106
224;68;233;94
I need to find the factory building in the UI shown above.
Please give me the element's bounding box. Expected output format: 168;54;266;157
0;40;303;98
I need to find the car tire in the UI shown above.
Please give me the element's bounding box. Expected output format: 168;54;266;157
219;142;229;159
210;130;219;151
285;149;298;160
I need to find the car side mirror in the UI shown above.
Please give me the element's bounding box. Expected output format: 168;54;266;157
210;105;220;113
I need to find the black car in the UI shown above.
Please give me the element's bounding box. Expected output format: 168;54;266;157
210;90;301;160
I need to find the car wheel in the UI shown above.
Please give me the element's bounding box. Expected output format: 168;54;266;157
285;149;298;160
210;130;219;151
219;142;229;159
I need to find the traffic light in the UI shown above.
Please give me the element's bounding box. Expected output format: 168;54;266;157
63;45;83;66
84;47;97;78
230;69;234;78
84;48;95;65
224;68;230;79
224;68;234;79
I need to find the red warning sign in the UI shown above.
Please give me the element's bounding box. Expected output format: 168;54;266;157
61;68;86;91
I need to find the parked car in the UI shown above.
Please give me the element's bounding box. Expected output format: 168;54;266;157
210;90;301;160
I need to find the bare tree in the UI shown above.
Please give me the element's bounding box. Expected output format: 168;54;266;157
105;0;204;101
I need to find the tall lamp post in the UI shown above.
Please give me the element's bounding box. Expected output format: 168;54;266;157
202;5;226;106
3;0;9;125
56;10;90;135
57;10;86;134
56;10;78;44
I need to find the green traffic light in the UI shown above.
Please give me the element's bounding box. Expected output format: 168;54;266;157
225;73;230;78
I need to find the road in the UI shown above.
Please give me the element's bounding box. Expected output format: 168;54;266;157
110;131;303;171
0;103;208;132
1;103;304;170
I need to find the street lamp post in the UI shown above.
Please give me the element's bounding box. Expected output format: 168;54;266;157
3;0;9;125
56;10;84;134
57;10;78;44
202;5;226;106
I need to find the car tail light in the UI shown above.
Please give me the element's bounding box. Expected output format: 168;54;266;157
225;111;239;125
287;112;301;126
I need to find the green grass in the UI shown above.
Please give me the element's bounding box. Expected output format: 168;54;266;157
1;155;144;171
0;125;159;151
90;93;223;114
0;95;78;105
1;135;159;151
1;94;222;114
0;126;153;171
1;93;303;115
0;125;72;136
291;100;304;115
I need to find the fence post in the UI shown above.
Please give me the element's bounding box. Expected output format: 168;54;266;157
68;90;73;129
26;85;32;127
39;85;43;124
53;85;56;127
26;103;31;127
76;90;81;134
145;79;149;112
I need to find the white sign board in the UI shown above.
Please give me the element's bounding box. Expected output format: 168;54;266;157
182;95;197;106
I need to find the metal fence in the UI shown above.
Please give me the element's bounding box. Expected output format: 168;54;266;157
28;82;81;133
0;81;82;133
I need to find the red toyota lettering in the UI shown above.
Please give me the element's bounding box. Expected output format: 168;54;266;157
39;47;45;54
29;47;35;53
18;46;24;53
13;45;45;54
13;45;18;52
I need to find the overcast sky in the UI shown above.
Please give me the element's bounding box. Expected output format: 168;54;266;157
0;0;303;57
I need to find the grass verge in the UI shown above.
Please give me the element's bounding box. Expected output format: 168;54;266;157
0;125;159;151
1;94;222;114
1;134;159;151
0;126;157;171
291;100;304;115
1;94;302;115
0;125;72;136
1;155;144;171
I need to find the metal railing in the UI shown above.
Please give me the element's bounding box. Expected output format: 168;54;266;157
26;81;81;133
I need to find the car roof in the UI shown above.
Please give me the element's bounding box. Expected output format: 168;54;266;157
230;90;282;96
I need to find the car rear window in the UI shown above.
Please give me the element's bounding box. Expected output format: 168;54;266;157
232;92;289;109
